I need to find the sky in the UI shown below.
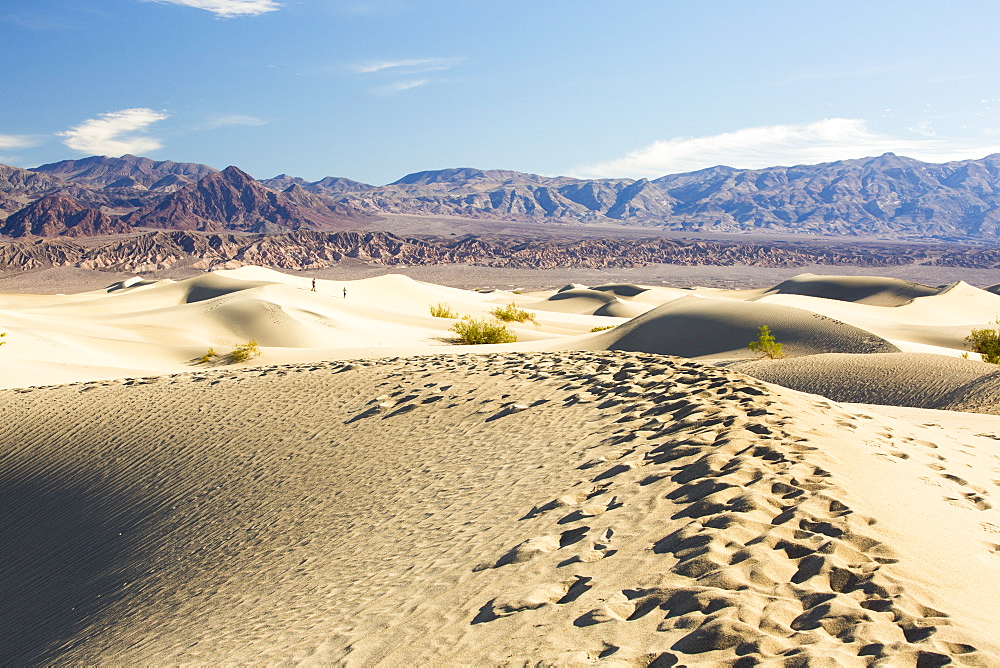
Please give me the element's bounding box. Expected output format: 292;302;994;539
3;0;1000;185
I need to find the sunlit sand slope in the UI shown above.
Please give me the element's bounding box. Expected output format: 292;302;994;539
733;352;1000;415
588;295;900;358
1;352;998;665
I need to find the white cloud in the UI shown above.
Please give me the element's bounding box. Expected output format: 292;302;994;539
142;0;281;18
203;113;269;129
59;108;170;156
352;57;461;74
907;120;936;137
0;134;42;150
571;118;1000;179
378;79;429;94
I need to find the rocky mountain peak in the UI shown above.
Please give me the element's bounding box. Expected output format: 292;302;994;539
0;195;130;237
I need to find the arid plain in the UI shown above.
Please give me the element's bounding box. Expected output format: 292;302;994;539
2;266;1000;665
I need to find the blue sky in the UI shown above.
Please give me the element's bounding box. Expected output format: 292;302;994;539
3;0;1000;184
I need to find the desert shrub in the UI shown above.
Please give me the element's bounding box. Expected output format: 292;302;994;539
451;317;517;344
429;302;458;318
966;322;1000;364
748;325;784;359
197;347;216;364
490;302;538;325
0;331;6;346
590;325;615;332
229;339;261;363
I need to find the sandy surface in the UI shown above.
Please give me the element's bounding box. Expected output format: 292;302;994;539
2;352;999;665
4;268;1000;663
3;260;1000;294
3;266;999;391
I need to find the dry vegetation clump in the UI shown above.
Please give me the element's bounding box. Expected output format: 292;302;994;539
229;340;261;363
451;317;517;344
590;325;615;332
429;303;458;318
0;331;6;346
490;302;538;326
197;347;217;364
966;321;1000;364
748;325;784;359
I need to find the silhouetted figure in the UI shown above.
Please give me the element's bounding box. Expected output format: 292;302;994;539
311;278;316;292
343;287;348;299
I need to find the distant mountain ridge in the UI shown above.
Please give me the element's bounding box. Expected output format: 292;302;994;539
4;153;1000;240
32;154;218;191
5;229;995;275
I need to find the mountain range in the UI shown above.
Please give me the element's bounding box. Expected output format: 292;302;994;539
6;229;993;275
4;153;1000;241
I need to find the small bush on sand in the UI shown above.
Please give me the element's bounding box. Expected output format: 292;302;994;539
490;302;538;325
451;317;517;344
229;340;261;363
966;321;1000;364
429;303;458;318
590;325;615;332
197;347;216;364
748;325;784;359
0;331;6;346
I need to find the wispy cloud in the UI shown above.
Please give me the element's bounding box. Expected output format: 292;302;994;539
352;57;462;74
59;108;170;156
141;0;281;18
0;134;42;150
571;118;1000;179
202;113;270;129
377;79;429;94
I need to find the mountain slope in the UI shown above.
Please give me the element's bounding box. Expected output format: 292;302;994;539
124;166;359;233
0;196;131;237
31;154;218;190
330;153;1000;238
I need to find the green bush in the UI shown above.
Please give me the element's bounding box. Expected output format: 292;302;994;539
197;347;216;364
451;317;517;344
0;331;6;346
229;340;261;363
429;302;458;318
966;322;1000;364
490;302;538;325
748;325;784;359
590;325;615;332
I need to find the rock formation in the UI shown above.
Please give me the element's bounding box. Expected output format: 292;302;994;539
124;166;360;233
0;196;131;237
1;229;995;274
31;154;218;190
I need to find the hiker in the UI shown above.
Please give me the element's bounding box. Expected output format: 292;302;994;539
343;287;348;299
311;278;316;292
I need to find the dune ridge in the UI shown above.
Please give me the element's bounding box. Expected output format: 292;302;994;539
1;351;998;664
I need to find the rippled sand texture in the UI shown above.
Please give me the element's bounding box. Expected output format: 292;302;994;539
1;352;999;665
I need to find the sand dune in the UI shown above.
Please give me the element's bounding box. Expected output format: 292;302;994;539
759;273;940;306
587;294;900;358
5;268;1000;663
1;352;999;665
732;352;1000;414
3;267;1000;401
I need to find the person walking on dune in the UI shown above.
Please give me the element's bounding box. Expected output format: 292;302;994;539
343;287;347;299
311;278;316;292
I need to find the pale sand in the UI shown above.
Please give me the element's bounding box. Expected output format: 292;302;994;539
4;269;1000;663
3;267;998;390
732;353;1000;415
1;352;999;665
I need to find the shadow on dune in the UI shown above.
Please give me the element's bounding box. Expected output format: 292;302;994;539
592;296;899;358
0;473;156;664
759;274;938;306
183;274;274;303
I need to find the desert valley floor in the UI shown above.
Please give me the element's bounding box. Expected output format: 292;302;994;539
2;266;1000;665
